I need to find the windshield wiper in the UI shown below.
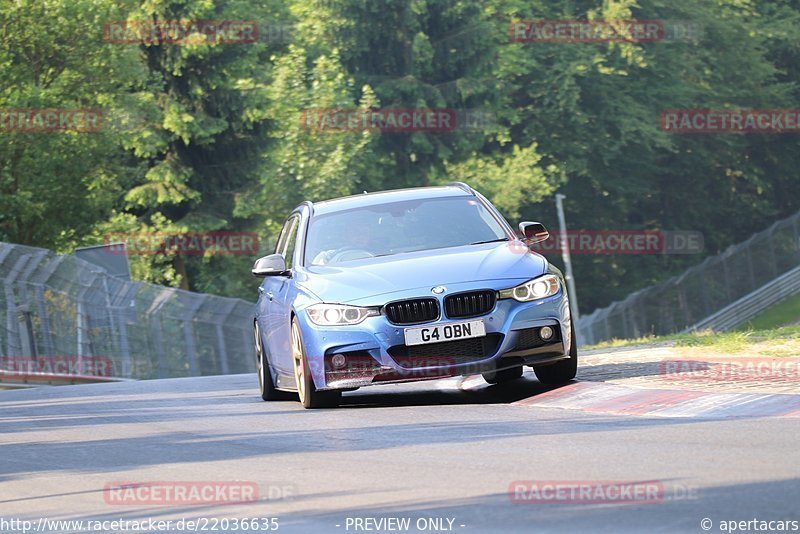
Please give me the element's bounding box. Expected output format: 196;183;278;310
468;238;510;246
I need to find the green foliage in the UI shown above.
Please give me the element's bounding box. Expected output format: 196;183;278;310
585;325;800;356
232;45;380;239
739;294;800;331
0;0;145;249
432;143;561;219
2;0;800;311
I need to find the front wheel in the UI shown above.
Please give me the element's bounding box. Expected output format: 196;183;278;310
533;326;578;385
255;321;290;401
291;319;341;409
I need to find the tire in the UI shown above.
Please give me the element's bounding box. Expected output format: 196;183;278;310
533;326;578;385
291;319;341;409
483;365;523;384
255;321;289;401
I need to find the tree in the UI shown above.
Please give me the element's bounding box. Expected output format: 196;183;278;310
0;0;145;250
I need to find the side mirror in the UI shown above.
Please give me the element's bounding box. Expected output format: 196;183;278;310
252;254;288;277
519;221;549;244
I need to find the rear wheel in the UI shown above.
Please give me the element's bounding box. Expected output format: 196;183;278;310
533;326;578;385
255;321;289;401
291;319;341;409
483;365;523;384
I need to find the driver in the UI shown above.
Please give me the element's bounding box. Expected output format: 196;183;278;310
311;212;380;265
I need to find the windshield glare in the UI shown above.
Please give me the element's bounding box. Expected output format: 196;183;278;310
304;196;508;265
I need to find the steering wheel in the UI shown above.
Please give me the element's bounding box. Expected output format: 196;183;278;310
330;248;376;263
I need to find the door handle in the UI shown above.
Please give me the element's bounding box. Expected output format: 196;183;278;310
267;291;274;301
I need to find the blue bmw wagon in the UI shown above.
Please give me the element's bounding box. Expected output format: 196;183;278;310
252;182;576;408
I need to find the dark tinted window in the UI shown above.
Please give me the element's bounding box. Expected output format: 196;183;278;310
305;196;508;265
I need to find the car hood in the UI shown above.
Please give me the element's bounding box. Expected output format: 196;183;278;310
296;241;547;305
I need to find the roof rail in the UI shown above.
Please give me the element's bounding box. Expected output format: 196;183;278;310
446;181;475;195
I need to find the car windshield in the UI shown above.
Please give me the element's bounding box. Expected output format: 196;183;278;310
304;195;508;265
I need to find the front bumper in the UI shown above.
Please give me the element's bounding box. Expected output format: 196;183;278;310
296;283;573;390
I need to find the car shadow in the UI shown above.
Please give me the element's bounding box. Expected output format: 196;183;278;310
578;359;747;382
337;373;566;409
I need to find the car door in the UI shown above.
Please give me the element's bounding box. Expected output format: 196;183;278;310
261;214;300;376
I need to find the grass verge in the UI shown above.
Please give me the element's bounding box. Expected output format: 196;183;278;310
736;293;800;331
584;325;800;358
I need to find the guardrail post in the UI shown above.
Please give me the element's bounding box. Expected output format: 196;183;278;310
150;314;168;378
181;294;207;376
16;304;36;358
215;324;230;375
3;279;21;356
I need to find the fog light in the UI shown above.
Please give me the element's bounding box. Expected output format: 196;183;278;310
539;326;554;341
331;353;347;369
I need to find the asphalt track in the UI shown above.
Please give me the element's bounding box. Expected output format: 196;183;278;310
1;371;799;533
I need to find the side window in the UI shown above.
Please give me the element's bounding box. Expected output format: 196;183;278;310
276;216;300;269
275;218;292;254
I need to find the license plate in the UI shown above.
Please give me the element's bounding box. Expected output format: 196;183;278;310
404;320;486;346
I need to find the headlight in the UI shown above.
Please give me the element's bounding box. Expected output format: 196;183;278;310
306;304;379;326
498;274;560;302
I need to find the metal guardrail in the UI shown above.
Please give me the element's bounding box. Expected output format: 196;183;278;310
685;264;800;332
580;209;800;344
0;242;256;380
0;369;128;386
